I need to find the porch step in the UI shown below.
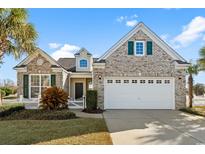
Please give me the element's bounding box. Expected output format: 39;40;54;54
24;103;39;109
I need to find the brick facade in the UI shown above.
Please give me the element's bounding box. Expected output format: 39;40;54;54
17;54;62;97
93;30;186;109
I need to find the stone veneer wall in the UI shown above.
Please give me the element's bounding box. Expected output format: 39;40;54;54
93;30;186;109
17;54;63;97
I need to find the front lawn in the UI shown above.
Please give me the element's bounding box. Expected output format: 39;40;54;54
0;118;112;145
180;106;205;117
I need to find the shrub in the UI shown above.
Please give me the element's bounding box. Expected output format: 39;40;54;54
0;87;13;96
0;104;25;117
0;109;76;120
40;87;69;110
193;83;205;96
0;89;6;99
86;90;97;111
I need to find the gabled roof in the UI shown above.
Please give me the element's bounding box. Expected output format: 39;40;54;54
98;22;187;62
13;48;67;72
57;58;76;71
74;48;92;56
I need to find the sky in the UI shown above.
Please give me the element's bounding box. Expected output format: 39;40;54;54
0;8;205;84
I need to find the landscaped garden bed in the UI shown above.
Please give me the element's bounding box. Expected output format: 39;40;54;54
0;109;77;120
82;108;104;114
0;103;77;120
0;103;25;117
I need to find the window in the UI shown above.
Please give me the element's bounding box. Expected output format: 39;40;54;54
132;80;137;83
135;41;144;56
156;80;162;84
107;80;113;83
140;80;146;84
124;80;129;83
30;74;50;98
148;80;154;84
79;59;87;68
116;80;121;83
164;80;170;84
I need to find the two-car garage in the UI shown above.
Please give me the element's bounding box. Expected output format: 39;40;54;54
104;77;175;109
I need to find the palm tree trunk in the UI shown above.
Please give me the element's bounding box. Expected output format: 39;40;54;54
188;74;193;108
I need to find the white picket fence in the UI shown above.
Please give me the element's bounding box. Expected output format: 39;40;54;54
68;96;86;109
2;95;86;109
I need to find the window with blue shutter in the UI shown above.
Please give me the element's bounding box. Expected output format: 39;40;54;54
128;41;134;55
147;41;153;55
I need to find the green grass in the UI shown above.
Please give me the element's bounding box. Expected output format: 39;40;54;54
180;106;205;117
0;118;112;145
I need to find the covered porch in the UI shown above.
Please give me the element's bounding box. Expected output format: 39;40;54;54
68;72;93;100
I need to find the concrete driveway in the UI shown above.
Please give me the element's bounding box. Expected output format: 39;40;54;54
103;110;205;145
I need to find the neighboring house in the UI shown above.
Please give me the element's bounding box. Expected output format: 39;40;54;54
14;22;189;109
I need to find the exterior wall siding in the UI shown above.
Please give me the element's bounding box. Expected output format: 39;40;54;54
93;30;186;109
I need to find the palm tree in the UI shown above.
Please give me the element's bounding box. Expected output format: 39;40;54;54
187;63;199;108
198;47;205;71
0;8;38;63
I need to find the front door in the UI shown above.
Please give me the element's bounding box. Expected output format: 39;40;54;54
75;83;83;99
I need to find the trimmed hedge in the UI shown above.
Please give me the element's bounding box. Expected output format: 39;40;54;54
0;109;77;120
86;90;97;111
0;104;25;117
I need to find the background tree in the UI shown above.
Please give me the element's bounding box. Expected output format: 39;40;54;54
193;83;205;96
0;9;37;105
0;8;38;63
198;47;205;71
187;63;199;108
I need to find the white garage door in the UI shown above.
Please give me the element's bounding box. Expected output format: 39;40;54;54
104;77;175;109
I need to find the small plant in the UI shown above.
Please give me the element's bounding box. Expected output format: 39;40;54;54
0;87;13;96
40;87;69;110
86;90;97;111
0;104;25;117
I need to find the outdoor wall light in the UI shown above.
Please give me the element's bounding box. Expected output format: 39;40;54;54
98;75;102;80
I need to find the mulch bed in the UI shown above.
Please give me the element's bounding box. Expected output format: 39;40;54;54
82;108;104;114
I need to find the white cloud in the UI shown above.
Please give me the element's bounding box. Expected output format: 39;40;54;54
51;44;80;60
116;16;127;22
126;20;138;27
116;14;138;27
48;43;62;49
131;14;138;19
173;16;205;47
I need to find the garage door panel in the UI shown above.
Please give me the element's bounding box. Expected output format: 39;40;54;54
104;78;174;109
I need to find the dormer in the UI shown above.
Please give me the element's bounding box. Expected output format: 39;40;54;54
75;48;93;72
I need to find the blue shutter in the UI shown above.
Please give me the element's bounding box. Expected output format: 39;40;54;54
23;75;29;98
51;74;56;87
128;41;134;55
147;41;153;55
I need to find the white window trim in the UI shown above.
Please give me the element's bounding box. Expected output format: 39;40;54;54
135;41;145;56
29;74;51;99
79;59;88;69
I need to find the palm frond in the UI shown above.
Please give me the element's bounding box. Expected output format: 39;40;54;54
0;8;38;62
